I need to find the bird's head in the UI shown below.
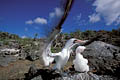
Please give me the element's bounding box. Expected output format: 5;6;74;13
76;46;86;54
65;38;84;48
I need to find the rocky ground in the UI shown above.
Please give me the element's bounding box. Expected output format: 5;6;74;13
0;38;120;80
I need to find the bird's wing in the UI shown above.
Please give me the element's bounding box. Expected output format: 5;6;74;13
49;52;62;57
42;0;74;66
42;41;54;66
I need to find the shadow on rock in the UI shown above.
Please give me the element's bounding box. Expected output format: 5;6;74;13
24;68;61;80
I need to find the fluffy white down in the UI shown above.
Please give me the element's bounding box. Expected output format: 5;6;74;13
73;46;89;72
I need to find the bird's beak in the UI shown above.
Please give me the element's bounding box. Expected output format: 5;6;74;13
74;39;84;43
74;39;89;44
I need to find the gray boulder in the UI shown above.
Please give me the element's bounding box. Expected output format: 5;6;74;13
31;73;98;80
30;71;118;80
83;41;120;76
25;50;40;61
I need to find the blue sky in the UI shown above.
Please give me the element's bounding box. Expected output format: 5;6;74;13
0;0;120;38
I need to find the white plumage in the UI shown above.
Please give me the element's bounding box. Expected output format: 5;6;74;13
49;38;80;70
73;46;89;72
42;41;55;66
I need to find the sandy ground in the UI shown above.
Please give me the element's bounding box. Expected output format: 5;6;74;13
0;60;43;80
0;59;73;80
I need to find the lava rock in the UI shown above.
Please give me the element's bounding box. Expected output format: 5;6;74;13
30;70;118;80
83;41;120;76
27;64;38;79
25;51;40;61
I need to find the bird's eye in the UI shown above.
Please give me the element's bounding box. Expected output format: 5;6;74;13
73;40;77;43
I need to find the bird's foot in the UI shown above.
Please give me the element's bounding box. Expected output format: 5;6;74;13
60;72;69;77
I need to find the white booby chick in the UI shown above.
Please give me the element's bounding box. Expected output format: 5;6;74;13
73;46;89;73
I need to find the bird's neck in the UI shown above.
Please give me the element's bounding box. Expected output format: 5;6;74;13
64;43;74;50
62;42;74;55
76;53;83;58
63;43;71;50
62;46;71;56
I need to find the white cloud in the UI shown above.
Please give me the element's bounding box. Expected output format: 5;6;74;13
21;35;27;38
34;17;47;24
49;7;63;18
89;13;100;23
25;7;63;26
25;17;47;25
89;0;120;25
74;13;88;26
25;20;33;24
73;13;87;26
55;8;63;17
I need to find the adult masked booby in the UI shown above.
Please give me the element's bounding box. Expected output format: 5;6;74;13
49;38;82;71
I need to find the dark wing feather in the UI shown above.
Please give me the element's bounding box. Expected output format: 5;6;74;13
42;0;74;66
47;0;74;43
